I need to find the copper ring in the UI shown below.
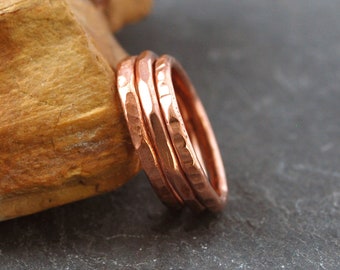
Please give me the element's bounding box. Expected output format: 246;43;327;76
135;51;205;212
117;56;183;209
154;55;228;211
116;51;228;212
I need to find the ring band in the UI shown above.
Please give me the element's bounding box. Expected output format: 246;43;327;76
117;57;183;209
117;51;228;212
135;51;205;212
154;55;228;211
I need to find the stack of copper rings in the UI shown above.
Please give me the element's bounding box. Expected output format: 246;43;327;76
117;51;228;212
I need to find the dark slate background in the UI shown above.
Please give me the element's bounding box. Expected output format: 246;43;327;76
1;0;339;269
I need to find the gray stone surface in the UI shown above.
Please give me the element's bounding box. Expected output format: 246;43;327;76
1;0;339;269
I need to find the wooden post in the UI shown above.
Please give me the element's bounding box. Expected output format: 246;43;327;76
0;0;152;221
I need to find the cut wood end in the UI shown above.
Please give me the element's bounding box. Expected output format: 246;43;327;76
0;0;144;221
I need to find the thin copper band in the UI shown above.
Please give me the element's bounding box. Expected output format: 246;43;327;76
135;51;205;212
117;57;183;209
154;55;228;211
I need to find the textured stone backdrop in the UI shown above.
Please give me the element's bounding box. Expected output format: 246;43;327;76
0;0;339;269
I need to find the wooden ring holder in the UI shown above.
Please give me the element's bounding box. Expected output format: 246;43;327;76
0;0;152;221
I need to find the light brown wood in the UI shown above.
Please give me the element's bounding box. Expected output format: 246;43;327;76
91;0;153;32
0;0;151;221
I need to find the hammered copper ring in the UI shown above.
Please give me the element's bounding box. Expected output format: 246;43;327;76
116;57;183;209
117;51;228;212
135;51;205;212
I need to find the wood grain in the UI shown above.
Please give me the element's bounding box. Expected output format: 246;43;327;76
0;0;150;221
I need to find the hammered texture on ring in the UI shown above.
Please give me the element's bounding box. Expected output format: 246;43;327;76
117;50;228;212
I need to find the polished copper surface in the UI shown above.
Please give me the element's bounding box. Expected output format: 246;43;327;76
154;55;228;211
135;51;205;212
116;51;228;212
117;56;183;209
